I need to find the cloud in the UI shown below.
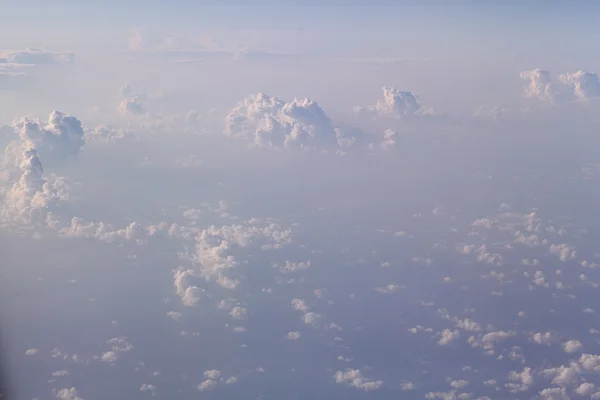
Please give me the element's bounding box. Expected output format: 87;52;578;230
25;348;38;355
437;329;460;345
354;87;433;118
334;369;383;391
225;93;360;151
229;306;248;319
11;111;85;166
563;339;584;353
118;96;146;116
197;379;217;391
53;388;82;400
285;331;301;340
140;384;157;394
1;147;69;226
3;48;74;65
204;369;221;380
531;332;555;345
520;69;554;102
559;70;600;101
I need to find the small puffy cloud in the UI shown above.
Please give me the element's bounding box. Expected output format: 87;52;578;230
354;86;432;118
303;312;321;326
532;332;555;345
53;388;82;400
140;384;157;394
225;376;238;384
559;70;600;101
229;306;248;319
438;329;460;345
375;284;401;294
520;69;554;102
25;348;38;355
285;331;301;340
225;93;358;151
450;380;469;389
506;367;534;393
291;298;309;312
100;351;118;363
334;369;383;391
563;339;584;353
197;379;217;391
575;382;596;396
204;369;221;380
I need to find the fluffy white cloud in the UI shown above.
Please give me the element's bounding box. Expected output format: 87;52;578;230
438;329;460;345
225;93;359;151
285;331;301;340
53;388;82;400
11;111;85;166
189;222;291;290
559;70;600;101
140;384;156;394
229;306;248;319
197;379;217;391
506;367;534;393
520;69;554;102
532;332;555;345
334;369;383;391
354;87;433;118
204;369;221;380
563;339;584;353
1;147;69;226
25;348;38;355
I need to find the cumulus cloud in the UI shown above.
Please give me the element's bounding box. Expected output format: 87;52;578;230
334;369;383;391
204;369;221;380
285;331;301;340
53;388;82;400
140;384;157;394
354;86;433;118
532;332;555;345
563;339;584;353
197;379;217;391
1;147;69;226
225;93;360;151
438;329;460;345
11;111;85;166
229;306;248;319
520;69;554;102
559;70;600;101
188;222;292;290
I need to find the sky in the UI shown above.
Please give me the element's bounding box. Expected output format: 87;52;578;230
3;2;600;400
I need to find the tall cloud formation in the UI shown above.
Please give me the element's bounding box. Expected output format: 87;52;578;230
11;111;85;166
559;70;600;101
1;111;83;226
520;69;554;102
354;87;430;118
225;93;359;151
1;147;68;226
